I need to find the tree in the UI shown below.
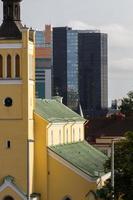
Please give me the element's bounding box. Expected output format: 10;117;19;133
96;179;112;200
119;91;133;117
104;131;133;200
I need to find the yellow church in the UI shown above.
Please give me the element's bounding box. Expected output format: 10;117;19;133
0;0;110;200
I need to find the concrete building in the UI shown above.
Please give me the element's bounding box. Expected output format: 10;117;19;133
0;1;109;200
53;27;108;118
35;25;52;99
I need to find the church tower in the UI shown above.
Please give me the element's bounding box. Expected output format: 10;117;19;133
0;0;36;199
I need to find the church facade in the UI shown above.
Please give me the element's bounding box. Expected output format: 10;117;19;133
0;1;109;200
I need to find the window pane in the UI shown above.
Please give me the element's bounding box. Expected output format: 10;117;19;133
7;55;11;78
0;55;3;78
15;55;20;78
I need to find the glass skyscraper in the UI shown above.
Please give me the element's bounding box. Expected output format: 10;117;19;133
53;27;108;118
67;30;79;110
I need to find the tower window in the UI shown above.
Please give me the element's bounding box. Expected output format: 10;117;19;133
6;141;11;149
0;55;3;78
7;55;11;78
4;97;13;107
15;55;20;78
7;5;12;17
15;5;18;17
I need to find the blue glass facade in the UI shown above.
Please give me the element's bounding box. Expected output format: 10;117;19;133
35;31;45;48
67;30;79;110
53;27;108;118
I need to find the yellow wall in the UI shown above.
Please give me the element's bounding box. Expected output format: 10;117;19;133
48;122;85;146
0;28;35;195
34;113;48;200
0;187;23;200
47;155;97;200
34;114;94;200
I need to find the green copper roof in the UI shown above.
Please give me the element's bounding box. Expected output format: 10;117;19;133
35;99;85;122
49;141;107;178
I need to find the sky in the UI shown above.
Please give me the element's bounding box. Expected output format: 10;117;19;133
0;0;133;105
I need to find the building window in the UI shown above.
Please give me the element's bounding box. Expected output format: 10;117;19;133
0;55;3;78
6;141;11;149
72;128;75;142
3;196;14;200
59;130;61;144
7;55;11;78
7;5;11;17
15;55;20;78
15;5;18;18
66;129;68;143
51;130;53;146
79;128;81;141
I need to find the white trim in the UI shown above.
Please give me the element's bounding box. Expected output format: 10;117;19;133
0;80;22;84
0;44;22;49
28;43;33;52
48;149;97;182
29;80;35;85
0;180;27;200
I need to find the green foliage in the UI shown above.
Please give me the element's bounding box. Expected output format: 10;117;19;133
96;179;112;200
104;132;133;200
119;91;133;117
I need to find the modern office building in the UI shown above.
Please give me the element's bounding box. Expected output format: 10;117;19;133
35;25;52;99
53;27;108;118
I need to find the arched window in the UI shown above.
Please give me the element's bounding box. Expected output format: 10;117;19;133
7;5;11;17
59;130;61;144
72;128;75;142
15;54;20;78
63;197;71;200
79;128;81;141
7;55;11;78
66;129;68;143
3;196;14;200
51;130;53;146
0;55;3;78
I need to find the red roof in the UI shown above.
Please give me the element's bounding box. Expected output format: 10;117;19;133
85;117;133;142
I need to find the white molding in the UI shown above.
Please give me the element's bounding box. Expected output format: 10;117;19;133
0;80;22;84
28;43;34;52
0;44;22;49
0;180;27;200
29;80;35;85
48;149;97;182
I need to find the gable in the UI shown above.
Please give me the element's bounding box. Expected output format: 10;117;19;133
0;177;27;200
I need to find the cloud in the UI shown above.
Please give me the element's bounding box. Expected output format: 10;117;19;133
100;24;133;48
68;20;133;48
110;58;133;72
68;20;133;73
68;20;95;30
